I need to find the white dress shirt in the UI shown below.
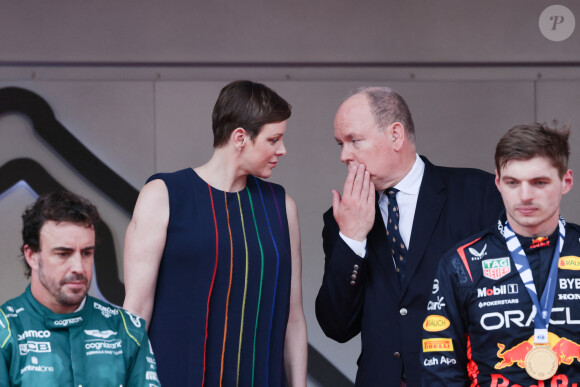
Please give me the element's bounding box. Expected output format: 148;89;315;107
340;154;425;258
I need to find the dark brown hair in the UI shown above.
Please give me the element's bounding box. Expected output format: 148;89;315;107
21;191;101;278
495;122;570;178
212;80;291;148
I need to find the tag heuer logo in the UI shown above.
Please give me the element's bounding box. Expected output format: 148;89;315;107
482;257;511;280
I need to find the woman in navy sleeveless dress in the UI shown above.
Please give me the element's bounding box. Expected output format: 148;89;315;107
122;81;307;386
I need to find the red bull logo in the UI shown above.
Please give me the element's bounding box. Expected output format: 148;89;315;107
530;237;550;249
491;373;578;386
496;333;580;370
552;337;580;365
495;339;533;368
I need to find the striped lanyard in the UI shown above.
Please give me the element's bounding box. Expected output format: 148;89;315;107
502;217;565;344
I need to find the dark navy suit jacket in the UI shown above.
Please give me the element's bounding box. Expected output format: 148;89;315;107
316;156;504;387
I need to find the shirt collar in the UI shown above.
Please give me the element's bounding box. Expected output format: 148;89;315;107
395;153;424;195
378;154;425;200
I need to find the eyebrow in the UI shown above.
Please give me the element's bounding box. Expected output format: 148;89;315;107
51;246;95;252
52;247;74;252
501;175;552;181
335;134;355;142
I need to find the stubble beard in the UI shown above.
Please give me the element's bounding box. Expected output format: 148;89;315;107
38;257;89;308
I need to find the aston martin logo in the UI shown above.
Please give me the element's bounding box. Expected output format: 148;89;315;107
84;330;117;339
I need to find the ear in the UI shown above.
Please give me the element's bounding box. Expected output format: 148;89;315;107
231;127;247;150
495;169;501;189
389;122;406;151
23;245;40;271
561;169;574;195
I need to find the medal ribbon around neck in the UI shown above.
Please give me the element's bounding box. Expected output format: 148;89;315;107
502;217;565;344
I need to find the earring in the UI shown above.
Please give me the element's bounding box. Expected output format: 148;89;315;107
236;147;242;151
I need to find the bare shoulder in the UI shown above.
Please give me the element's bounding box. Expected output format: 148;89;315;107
285;193;298;221
141;178;168;198
285;193;296;209
134;179;169;213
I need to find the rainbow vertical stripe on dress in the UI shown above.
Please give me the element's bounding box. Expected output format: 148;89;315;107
147;169;292;387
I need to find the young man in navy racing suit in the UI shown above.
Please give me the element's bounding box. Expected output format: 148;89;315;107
421;123;580;386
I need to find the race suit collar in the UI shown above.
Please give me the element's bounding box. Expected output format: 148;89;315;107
24;285;86;329
518;227;558;254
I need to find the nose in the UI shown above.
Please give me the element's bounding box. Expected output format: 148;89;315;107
340;145;352;164
276;140;287;156
520;182;534;202
69;252;84;274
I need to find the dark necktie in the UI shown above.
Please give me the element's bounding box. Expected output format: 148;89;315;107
386;188;407;278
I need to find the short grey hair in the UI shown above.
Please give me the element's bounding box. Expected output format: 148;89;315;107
352;86;415;143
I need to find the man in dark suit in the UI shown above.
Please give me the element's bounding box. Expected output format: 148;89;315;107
315;87;504;386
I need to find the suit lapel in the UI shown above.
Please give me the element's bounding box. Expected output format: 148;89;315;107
401;157;446;292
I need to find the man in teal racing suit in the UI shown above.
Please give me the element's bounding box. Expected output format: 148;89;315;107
0;191;160;387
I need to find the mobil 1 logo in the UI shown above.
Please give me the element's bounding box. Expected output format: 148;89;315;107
477;284;518;298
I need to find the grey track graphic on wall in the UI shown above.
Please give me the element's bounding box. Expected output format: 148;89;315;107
0;86;353;386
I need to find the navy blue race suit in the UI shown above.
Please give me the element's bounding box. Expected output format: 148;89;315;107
421;217;580;387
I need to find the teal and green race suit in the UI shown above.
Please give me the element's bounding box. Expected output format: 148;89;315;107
0;286;160;387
